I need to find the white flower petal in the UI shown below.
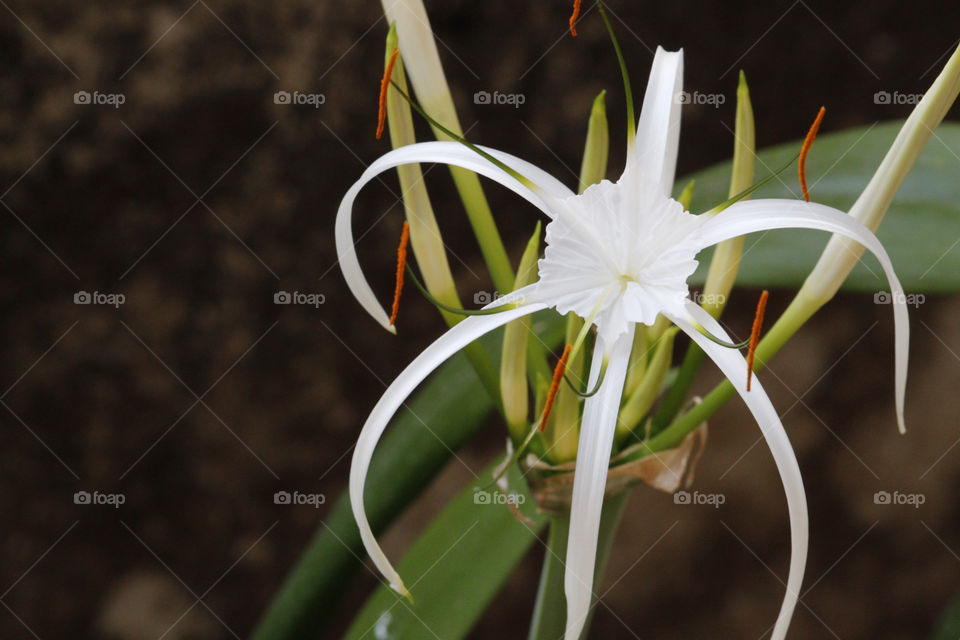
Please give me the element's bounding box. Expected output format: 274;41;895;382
668;303;807;640
700;199;908;433
350;302;545;596
626;47;683;197
336;141;574;330
564;331;633;640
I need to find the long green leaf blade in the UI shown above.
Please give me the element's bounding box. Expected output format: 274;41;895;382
343;462;546;640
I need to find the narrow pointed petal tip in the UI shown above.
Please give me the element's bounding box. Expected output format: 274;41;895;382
627;46;683;196
563;331;634;640
349;303;545;607
669;304;808;640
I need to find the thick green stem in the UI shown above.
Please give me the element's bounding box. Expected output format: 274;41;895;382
528;492;630;640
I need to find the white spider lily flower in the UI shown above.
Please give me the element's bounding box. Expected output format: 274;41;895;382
337;47;909;639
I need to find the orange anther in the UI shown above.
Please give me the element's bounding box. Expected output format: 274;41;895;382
569;0;582;36
389;221;410;326
540;344;573;431
798;106;826;202
377;48;401;140
746;290;769;391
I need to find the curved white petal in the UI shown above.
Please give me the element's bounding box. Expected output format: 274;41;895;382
700;199;908;433
564;331;633;640
668;303;807;640
349;303;545;596
625;47;683;197
336;141;573;330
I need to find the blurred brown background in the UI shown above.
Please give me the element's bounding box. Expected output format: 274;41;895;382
2;1;960;638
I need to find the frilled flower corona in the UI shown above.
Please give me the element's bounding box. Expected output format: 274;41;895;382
336;48;909;640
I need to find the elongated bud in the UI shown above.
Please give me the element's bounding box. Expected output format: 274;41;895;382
501;223;541;442
677;179;695;211
622;327;648;398
617;328;678;440
578;91;609;193
800;42;960;305
543;314;586;463
702;70;755;318
384;24;462;322
381;0;514;292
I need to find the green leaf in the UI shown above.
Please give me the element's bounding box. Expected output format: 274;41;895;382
931;584;960;639
250;313;564;640
686;121;960;293
343;462;546;640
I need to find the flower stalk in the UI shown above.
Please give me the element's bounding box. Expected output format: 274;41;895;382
528;492;629;640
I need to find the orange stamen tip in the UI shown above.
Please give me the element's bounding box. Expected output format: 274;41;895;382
389;221;410;327
569;0;581;36
746;290;769;392
377;48;401;140
540;344;573;432
798;106;826;202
